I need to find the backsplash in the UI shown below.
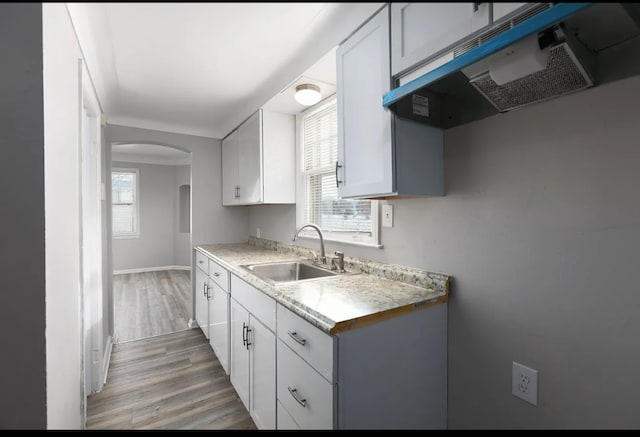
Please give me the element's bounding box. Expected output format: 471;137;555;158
248;236;451;293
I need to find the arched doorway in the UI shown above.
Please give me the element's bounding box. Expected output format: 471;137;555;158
110;143;193;342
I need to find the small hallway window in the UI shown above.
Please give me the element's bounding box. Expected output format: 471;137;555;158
112;168;140;238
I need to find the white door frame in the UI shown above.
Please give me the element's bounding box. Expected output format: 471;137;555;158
80;61;104;412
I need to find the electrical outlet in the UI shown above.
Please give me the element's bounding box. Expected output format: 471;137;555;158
512;361;538;406
256;228;261;238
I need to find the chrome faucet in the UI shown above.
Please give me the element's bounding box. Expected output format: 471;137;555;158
293;223;326;265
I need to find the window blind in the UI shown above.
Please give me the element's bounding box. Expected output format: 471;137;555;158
302;101;373;239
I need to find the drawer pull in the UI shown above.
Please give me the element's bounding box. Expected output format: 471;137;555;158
242;323;247;346
198;260;204;264
287;331;307;346
213;272;220;277
287;387;307;408
202;283;207;297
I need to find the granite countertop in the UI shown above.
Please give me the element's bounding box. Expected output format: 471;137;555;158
195;238;450;335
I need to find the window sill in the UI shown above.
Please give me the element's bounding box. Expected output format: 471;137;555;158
113;233;140;240
294;234;383;249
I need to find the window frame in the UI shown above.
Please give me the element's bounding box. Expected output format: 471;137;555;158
295;96;381;248
111;167;140;239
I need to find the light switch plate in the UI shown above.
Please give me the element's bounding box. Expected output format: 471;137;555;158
382;204;393;227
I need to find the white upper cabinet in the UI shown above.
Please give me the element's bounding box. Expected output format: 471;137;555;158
337;6;394;199
222;109;295;206
222;129;239;206
336;5;445;199
391;2;491;76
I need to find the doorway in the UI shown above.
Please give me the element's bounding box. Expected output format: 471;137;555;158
110;143;192;343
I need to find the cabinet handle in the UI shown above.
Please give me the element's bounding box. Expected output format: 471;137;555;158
202;283;207;297
242;322;247;346
287;387;307;408
335;161;342;188
198;260;204;264
245;326;252;350
287;331;307;347
473;2;481;12
213;272;220;277
207;285;212;300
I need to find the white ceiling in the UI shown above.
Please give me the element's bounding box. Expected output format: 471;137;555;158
112;143;191;165
67;3;383;138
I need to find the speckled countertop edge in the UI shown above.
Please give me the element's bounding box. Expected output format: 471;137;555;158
195;238;451;335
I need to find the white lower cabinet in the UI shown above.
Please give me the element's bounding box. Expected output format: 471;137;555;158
208;282;229;374
277;339;333;429
229;281;276;430
194;265;209;339
277;400;300;430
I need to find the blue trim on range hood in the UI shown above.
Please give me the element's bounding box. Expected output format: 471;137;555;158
382;3;593;108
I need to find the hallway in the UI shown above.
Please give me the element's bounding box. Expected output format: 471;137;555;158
87;329;255;429
114;270;191;342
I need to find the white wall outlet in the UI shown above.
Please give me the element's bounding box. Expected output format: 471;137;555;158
382;204;394;227
256;227;261;238
512;361;538;406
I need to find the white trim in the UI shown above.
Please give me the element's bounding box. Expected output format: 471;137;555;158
294;234;384;249
112;152;191;166
112;233;140;240
102;336;113;386
107;115;219;139
113;265;191;275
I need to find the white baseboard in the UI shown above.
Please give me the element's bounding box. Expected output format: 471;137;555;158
102;336;113;386
113;265;191;275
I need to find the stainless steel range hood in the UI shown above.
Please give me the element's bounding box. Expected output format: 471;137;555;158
383;3;640;129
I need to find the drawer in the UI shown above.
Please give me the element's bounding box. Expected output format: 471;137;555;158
277;304;334;382
209;259;229;291
277;400;300;430
277;339;333;430
231;274;276;332
195;250;209;275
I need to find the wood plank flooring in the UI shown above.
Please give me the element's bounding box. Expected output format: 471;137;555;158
114;270;191;342
87;328;256;430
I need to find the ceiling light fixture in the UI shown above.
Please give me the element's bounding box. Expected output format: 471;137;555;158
294;84;321;106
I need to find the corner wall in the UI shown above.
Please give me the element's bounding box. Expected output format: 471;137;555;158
0;3;47;429
248;75;640;428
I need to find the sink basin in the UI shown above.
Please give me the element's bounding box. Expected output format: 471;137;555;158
241;260;341;285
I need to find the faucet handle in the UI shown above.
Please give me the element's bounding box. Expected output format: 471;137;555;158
335;251;344;258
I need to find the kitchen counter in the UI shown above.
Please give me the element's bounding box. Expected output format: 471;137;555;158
195;238;450;335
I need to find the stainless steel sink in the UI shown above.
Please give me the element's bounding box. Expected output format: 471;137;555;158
240;260;343;285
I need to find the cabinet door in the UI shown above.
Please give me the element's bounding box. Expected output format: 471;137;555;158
194;267;209;339
208;283;229;375
222;129;240;206
249;314;276;430
391;3;490;76
337;6;394;199
230;298;250;410
238;110;262;204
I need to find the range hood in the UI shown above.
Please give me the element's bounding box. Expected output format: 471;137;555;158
383;3;640;129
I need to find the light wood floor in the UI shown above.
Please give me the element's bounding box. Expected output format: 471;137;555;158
114;270;191;343
87;328;256;430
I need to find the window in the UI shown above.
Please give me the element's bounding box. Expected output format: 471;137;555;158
112;168;139;238
297;97;379;246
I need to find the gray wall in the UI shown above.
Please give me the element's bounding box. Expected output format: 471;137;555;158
248;75;640;428
175;165;191;266
112;161;191;271
0;3;47;429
